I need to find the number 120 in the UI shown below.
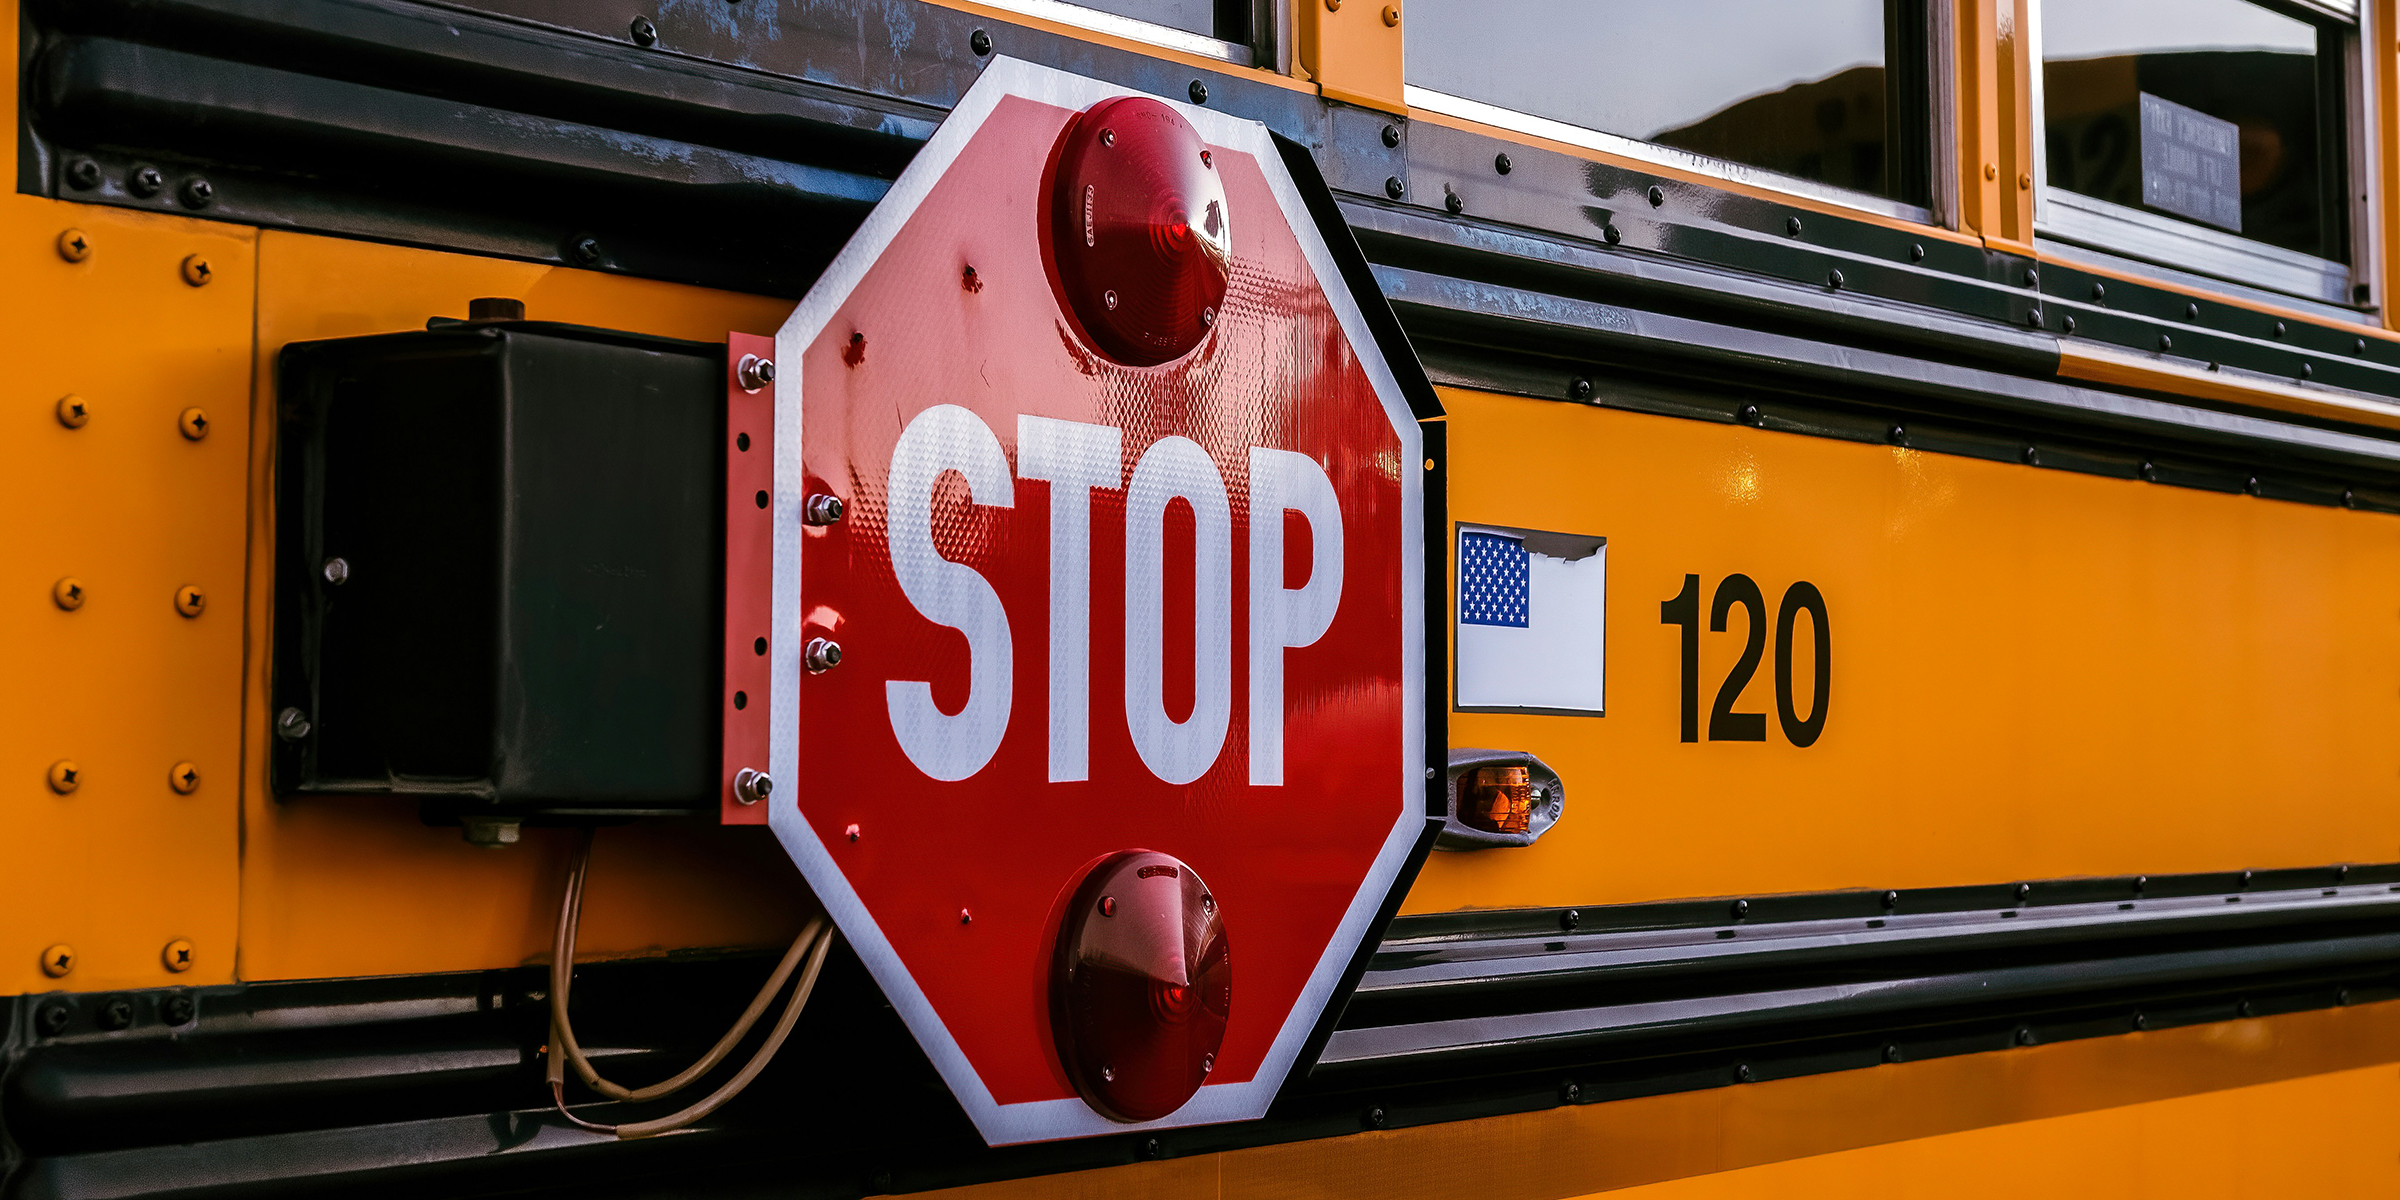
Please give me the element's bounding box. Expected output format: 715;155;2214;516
1659;574;1829;747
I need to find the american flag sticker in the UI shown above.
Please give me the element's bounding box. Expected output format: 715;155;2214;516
1455;525;1607;714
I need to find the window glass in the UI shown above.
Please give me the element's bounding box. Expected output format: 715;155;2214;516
1069;0;1222;39
1407;0;1924;203
2042;0;2336;258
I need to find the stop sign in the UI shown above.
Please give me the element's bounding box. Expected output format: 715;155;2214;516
748;59;1427;1145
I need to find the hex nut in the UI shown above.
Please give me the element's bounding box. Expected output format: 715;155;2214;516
56;228;91;262
170;762;200;794
55;394;90;428
737;354;776;391
734;767;773;806
175;586;206;618
179;407;210;440
47;761;80;795
804;495;846;525
53;577;86;610
41;944;75;978
804;637;843;673
163;938;195;973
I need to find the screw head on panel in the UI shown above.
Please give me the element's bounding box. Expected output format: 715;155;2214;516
1827;269;1844;291
2158;334;2173;352
180;255;213;287
970;28;992;55
1569;378;1594;401
47;761;80;795
2023;268;2039;288
56;394;90;428
2338;989;2353;1006
1188;80;1208;105
162;938;195;973
175;586;206;618
40;945;74;978
1731;899;1750;919
1559;908;1580;932
571;237;603;266
97;997;133;1031
2015;1026;2036;1046
64;159;99;190
275;707;313;742
323;557;350;586
170;762;200;794
1882;890;1899;909
1784;216;1803;236
2015;882;2031;903
128;166;164;197
1384;176;1404;200
2184;302;2200;321
161;993;196;1025
1738;405;1761;426
1380;125;1400;148
36;1001;70;1035
1602;224;1621;245
1444;191;1463;215
53;577;86;610
1493;153;1512;175
1734;1063;1753;1082
1561;1081;1581;1103
2090;282;2106;302
56;228;91;262
1382;4;1400;25
1366;1105;1387;1128
2061;315;2076;335
1909;243;1925;262
629;16;658;45
1888;425;1907;446
1882;1042;1902;1063
179;407;209;440
179;177;214;209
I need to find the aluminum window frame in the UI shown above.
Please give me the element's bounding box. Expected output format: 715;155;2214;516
964;0;1259;66
2028;0;2376;311
1401;0;1954;227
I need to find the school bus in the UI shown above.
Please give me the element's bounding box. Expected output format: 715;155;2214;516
6;0;2399;1196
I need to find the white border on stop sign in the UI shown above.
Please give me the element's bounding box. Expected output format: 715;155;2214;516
770;57;1426;1146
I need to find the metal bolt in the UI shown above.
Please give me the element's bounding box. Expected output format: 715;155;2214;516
805;637;842;672
1738;404;1761;426
180;255;213;287
2090;282;2106;301
2185;302;2200;321
179;177;214;209
1784;216;1803;236
1384;176;1404;200
53;577;86;611
323;557;350;585
2159;334;2173;352
179;407;209;440
2338;864;2351;880
804;494;846;525
1187;80;1209;104
37;1001;71;1035
2134;1011;2150;1030
970;28;992;55
571;237;602;266
2062;315;2077;335
2240;868;2253;887
2015;1026;2036;1046
1882;1042;1902;1063
175;585;206;618
1888;424;1907;446
56;228;91;262
1366;1105;1387;1128
959;908;973;925
1827;269;1844;290
1444;191;1463;215
170;762;200;794
128;165;164;197
1882;889;1899;909
1731;899;1750;919
56;394;90;428
2022;445;2041;467
2237;999;2254;1018
734;767;773;806
2270;320;2287;338
2134;875;2148;894
1559;908;1580;932
2343;489;2359;508
1909;243;1925;262
41;945;75;978
1569;378;1594;401
1602;224;1621;245
98;997;134;1031
1493;153;1511;175
737;354;776;391
1099;895;1117;917
2018;172;2032;189
2356;337;2369;355
2015;882;2031;903
845;823;861;842
275;707;313;742
1381;3;1400;25
65;158;99;190
1380;125;1400;148
2299;362;2313;380
1423;765;1436;779
1734;1063;1753;1083
1142;1137;1162;1158
2024;308;2043;328
629;15;658;45
2023;268;2039;288
48;761;80;795
162;994;196;1025
163;938;195;973
2140;462;2158;482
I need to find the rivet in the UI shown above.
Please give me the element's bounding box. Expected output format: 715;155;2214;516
2158;334;2173;352
55;394;90;428
2299;362;2313;380
2273;320;2288;338
2343;488;2358;508
970;28;992;55
1984;163;1997;181
1909;243;1925;262
64;158;99;190
56;228;91;262
1325;0;1339;10
1143;1137;1163;1159
1603;224;1621;245
53;577;86;611
1188;80;1208;105
2238;999;2255;1018
959;908;973;925
2338;988;2352;1006
1382;4;1400;26
161;993;195;1025
1424;765;1437;779
2015;882;2031;903
2017;172;2031;189
1784;216;1803;236
1738;404;1761;426
2025;308;2043;328
1569;377;1594;401
2134;1011;2150;1030
47;761;80;795
2356;337;2369;355
1493;152;1512;175
805;637;843;672
1100;895;1117;917
1381;125;1400;148
36;1001;70;1035
805;494;845;524
128;165;164;197
2240;869;2253;887
2062;315;2077;334
2140;462;2158;482
2184;301;2200;321
1882;889;1899;909
179;177;214;209
571;237;603;266
41;945;75;978
1888;424;1907;446
2091;282;2106;301
169;762;200;794
2245;476;2260;495
323;557;350;586
2023;268;2039;288
1561;1081;1581;1103
2015;1026;2036;1046
1734;1063;1754;1083
163;938;195;973
1559;908;1580;932
180;255;213;287
629;15;658;45
98;996;133;1031
1827;269;1844;290
2338;864;2351;880
1882;1042;1902;1063
1445;191;1463;215
1367;1105;1387;1127
1384;176;1404;200
2134;874;2148;893
1647;185;1664;207
175;585;206;618
178;407;209;440
1731;898;1750;919
2022;446;2041;467
845;823;861;841
275;706;313;742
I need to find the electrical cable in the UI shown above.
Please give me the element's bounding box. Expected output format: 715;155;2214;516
546;827;831;1137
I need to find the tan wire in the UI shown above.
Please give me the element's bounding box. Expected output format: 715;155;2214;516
545;827;829;1135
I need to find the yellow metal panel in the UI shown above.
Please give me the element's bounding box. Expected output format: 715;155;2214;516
1296;0;1404;113
0;201;255;994
1412;388;2400;914
917;1001;2400;1200
235;231;811;982
1958;0;2034;250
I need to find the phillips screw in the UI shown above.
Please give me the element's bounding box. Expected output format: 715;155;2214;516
163;939;195;973
53;577;86;611
181;255;213;287
169;762;200;794
48;761;80;795
41;945;75;978
175;586;206;618
56;394;90;428
179;407;210;440
56;228;91;262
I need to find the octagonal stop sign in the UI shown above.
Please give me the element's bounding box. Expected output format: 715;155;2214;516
736;59;1431;1144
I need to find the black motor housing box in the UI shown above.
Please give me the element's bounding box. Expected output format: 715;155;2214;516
273;320;726;820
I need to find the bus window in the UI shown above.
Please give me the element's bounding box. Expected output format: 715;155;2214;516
1404;0;1936;214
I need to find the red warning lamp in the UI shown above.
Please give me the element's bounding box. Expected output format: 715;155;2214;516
1046;96;1232;366
1050;850;1231;1122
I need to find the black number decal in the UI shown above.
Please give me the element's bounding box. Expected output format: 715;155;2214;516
1707;574;1768;741
1660;574;1700;743
1664;573;1830;747
1775;582;1830;747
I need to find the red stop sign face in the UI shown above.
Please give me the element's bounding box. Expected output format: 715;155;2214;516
759;60;1425;1145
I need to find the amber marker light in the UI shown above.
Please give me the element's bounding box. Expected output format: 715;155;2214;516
1046;95;1231;366
1461;765;1535;836
1050;850;1231;1123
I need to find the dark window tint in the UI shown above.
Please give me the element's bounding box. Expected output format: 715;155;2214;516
2043;0;2341;259
1407;0;1931;204
1070;0;1250;42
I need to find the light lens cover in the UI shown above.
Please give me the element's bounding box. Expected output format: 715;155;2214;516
1461;766;1534;836
1050;849;1231;1122
1047;96;1232;366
